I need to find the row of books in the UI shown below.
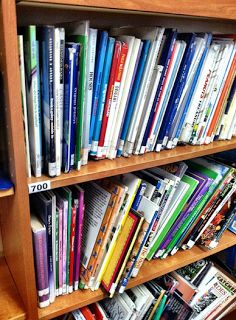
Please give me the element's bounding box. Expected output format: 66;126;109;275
19;22;236;178
31;156;236;307
55;259;236;320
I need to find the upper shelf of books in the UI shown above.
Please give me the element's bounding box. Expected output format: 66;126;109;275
17;0;236;21
28;138;236;190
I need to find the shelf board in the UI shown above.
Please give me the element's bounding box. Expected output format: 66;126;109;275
28;138;236;190
38;230;236;320
17;0;236;21
0;257;26;320
0;187;14;198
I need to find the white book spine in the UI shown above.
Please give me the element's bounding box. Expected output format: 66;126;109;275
107;37;141;159
82;28;97;165
18;35;31;178
106;36;135;159
133;65;163;154
124;28;165;156
179;43;220;144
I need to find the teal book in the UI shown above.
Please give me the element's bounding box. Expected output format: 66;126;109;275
153;293;168;320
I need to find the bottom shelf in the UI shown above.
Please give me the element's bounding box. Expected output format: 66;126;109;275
0;257;26;320
38;230;236;320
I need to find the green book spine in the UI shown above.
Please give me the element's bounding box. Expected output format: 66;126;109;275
60;187;72;290
147;175;198;260
70;34;88;170
153;294;168;320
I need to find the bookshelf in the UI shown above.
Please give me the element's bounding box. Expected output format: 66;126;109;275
0;1;235;319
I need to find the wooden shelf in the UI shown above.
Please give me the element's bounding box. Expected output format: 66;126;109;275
38;230;236;320
17;0;236;21
0;187;14;198
28;138;236;190
0;257;26;320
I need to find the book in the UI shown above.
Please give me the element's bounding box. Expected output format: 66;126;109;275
100;295;133;320
31;213;50;308
66;21;89;170
18;34;31;178
81;28;97;165
54;27;65;176
62;43;80;173
24;25;42;177
90;37;115;156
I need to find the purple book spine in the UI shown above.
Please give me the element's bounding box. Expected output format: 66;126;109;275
115;41;143;150
74;187;85;290
62;200;68;294
58;206;63;295
32;229;50;308
158;177;212;256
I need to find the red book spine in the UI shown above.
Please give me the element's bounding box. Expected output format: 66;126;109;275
96;41;128;159
69;206;76;292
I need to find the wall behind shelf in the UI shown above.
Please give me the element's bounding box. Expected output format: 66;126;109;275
0;230;3;256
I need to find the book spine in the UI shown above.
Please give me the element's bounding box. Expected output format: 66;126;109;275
62;201;68;294
58;206;63;295
132;182;147;211
81;28;97;165
117;40;151;156
69;206;76;292
75;33;89;170
89;31;108;151
96;40;121;158
18;35;31;178
90;37;115;156
55;208;59;296
32;228;50;308
69;45;80;170
102;42;128;157
24;26;42;177
54;28;65;176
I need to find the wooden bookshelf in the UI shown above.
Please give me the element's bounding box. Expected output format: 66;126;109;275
28;138;236;190
0;187;14;198
17;0;236;21
0;0;234;319
0;257;26;320
38;230;236;320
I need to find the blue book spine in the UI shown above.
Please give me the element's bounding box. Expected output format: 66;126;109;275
90;37;115;156
119;210;159;291
156;33;197;149
132;182;147;211
89;31;108;147
62;44;80;173
175;34;212;143
36;40;43;169
117;41;151;157
41;26;56;177
70;45;80;170
141;30;177;150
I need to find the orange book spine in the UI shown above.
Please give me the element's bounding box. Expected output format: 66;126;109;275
80;180;124;285
206;50;236;140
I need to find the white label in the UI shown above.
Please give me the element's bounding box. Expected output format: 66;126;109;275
28;180;51;194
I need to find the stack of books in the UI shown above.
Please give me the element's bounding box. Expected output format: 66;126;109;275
57;259;236;320
18;23;236;178
30;157;236;307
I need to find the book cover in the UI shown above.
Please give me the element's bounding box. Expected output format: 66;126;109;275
31;213;50;308
24;25;42;177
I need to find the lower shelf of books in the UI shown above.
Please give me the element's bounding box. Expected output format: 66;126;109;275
38;230;236;320
0;257;26;320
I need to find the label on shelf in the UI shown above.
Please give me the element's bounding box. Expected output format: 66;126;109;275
28;181;51;194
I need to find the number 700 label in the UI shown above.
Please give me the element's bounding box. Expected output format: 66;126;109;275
28;181;51;194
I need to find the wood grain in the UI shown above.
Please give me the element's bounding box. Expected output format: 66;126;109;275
0;0;38;318
28;138;236;189
0;257;26;320
38;230;236;320
17;0;236;21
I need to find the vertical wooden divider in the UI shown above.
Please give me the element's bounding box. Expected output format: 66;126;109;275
0;0;38;319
